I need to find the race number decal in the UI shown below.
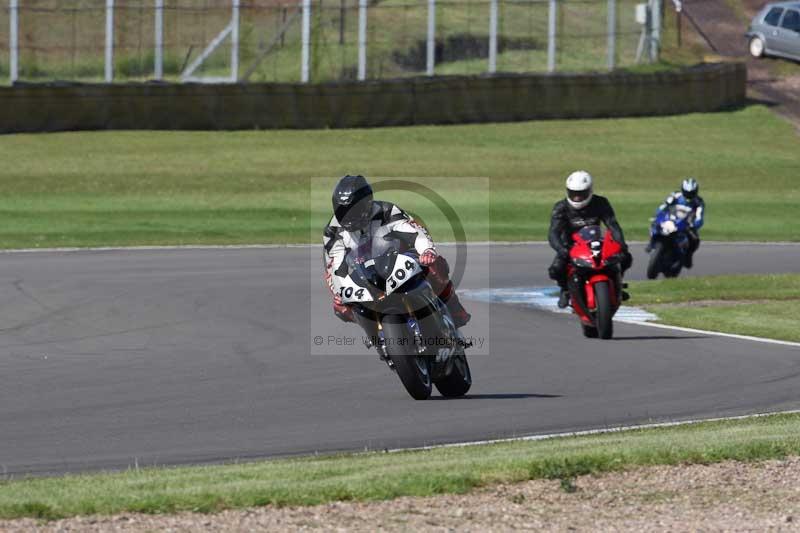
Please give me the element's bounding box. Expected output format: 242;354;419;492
386;254;422;295
333;275;373;303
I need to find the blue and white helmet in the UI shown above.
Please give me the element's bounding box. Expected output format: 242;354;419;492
566;170;594;209
681;177;699;200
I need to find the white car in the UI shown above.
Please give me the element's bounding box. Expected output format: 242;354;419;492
746;1;800;60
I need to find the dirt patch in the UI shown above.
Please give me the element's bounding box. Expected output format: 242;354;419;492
4;457;800;531
743;0;770;18
644;298;799;308
392;34;543;71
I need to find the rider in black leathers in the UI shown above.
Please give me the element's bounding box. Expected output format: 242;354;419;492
548;171;633;308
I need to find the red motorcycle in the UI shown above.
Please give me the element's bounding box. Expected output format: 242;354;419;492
567;225;626;339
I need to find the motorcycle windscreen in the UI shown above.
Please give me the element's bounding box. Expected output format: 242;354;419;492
571;225;604;266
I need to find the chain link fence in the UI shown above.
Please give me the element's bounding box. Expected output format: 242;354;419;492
1;0;663;84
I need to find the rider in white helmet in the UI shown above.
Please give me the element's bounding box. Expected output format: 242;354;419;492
548;171;632;308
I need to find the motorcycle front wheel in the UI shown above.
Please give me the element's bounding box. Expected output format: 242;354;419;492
646;241;665;280
382;315;432;400
594;281;614;340
434;350;472;397
581;323;599;338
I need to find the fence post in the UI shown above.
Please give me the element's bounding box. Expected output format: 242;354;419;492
488;0;498;74
358;0;367;80
9;0;18;83
154;0;164;79
301;0;311;82
547;0;556;72
231;0;240;81
650;0;661;62
426;0;435;76
105;0;114;82
607;0;616;70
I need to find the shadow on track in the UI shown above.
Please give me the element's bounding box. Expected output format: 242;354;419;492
612;335;708;341
432;393;562;401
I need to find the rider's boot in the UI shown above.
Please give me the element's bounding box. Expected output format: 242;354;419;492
683;251;694;269
557;288;570;309
445;293;471;328
364;336;388;361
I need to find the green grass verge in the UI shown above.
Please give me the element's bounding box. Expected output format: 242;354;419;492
1;413;799;520
629;274;800;342
0;105;797;248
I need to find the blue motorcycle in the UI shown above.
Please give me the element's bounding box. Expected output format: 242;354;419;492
646;204;693;279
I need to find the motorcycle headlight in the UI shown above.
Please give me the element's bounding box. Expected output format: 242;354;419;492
604;254;622;266
572;258;594;269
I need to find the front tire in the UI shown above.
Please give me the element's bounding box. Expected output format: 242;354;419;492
594;281;614;340
750;36;765;58
582;324;599;338
382;316;432;400
434;351;472;397
646;241;665;280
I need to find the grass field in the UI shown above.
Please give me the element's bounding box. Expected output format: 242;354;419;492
0;412;798;520
0;105;798;249
629;274;800;342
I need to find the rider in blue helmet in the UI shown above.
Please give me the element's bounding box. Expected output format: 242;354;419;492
647;178;705;268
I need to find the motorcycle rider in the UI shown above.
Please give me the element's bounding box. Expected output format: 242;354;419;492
323;175;471;338
648;178;705;268
548;171;633;309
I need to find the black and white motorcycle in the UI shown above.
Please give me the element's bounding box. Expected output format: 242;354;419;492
331;235;472;400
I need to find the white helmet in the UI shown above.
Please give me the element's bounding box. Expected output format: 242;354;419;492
565;170;594;209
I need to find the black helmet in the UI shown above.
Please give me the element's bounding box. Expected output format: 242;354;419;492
332;175;374;231
681;178;699;200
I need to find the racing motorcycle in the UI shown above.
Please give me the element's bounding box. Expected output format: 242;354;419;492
567;225;626;340
646;203;693;279
331;234;472;400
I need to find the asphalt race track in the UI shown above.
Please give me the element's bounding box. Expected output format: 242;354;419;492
1;243;799;476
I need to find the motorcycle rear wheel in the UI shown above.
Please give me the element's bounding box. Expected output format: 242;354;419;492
594;281;614;340
382;315;432;400
665;259;682;278
434;350;472;397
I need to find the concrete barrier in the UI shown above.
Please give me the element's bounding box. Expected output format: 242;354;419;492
0;62;746;134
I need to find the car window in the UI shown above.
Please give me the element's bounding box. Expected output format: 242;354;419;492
781;9;800;30
764;7;785;26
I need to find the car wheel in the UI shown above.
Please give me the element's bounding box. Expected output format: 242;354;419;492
749;37;765;58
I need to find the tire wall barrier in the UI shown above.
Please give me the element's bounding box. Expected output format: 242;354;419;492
0;62;746;134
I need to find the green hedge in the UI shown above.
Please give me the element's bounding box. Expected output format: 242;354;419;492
0;62;746;133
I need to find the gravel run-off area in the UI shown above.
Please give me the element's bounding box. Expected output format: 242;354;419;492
4;457;800;532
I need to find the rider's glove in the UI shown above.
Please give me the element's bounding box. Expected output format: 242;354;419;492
420;248;438;266
333;299;354;322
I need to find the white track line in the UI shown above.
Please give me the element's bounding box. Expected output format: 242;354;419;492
614;319;800;348
0;241;797;254
389;409;800;453
0;244;318;254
